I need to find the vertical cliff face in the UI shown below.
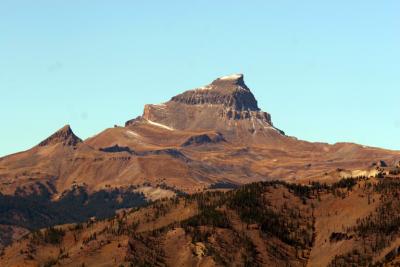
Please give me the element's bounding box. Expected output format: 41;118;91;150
126;74;284;140
170;74;260;111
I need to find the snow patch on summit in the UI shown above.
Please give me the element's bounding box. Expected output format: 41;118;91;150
219;74;243;80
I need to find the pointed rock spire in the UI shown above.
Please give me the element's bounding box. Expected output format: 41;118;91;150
38;124;82;147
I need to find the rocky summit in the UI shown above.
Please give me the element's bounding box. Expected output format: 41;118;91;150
38;124;82;147
127;74;280;140
170;74;259;111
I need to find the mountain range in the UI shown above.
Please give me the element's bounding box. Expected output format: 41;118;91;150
1;74;400;266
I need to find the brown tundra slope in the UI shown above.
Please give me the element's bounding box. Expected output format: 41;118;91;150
3;173;400;267
1;74;398;195
0;74;399;251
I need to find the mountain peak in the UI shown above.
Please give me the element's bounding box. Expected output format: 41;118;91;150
210;73;248;90
38;124;82;147
170;73;259;111
126;74;280;137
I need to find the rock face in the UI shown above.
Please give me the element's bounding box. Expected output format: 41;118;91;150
38;125;82;147
171;74;259;111
127;74;283;141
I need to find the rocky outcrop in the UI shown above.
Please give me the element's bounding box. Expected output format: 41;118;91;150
38;125;82;147
125;116;142;127
100;144;133;154
181;133;226;146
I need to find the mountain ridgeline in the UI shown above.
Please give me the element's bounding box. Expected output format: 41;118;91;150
1;74;400;266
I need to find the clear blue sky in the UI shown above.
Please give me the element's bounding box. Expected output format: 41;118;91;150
1;1;399;156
